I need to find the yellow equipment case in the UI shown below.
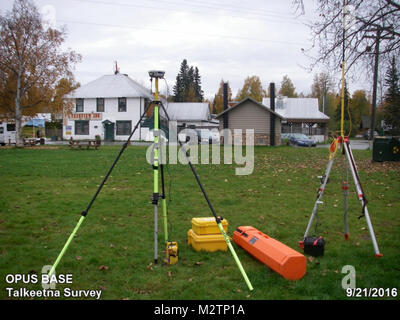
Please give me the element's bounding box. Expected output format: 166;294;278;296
187;229;229;252
191;217;228;235
187;217;230;252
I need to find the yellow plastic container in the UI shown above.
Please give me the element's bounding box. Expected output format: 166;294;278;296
191;217;228;235
187;229;229;252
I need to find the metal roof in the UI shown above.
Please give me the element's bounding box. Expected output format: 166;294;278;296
163;102;211;121
261;97;329;121
69;73;153;99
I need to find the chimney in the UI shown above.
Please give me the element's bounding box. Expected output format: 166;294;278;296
223;82;229;129
269;83;275;146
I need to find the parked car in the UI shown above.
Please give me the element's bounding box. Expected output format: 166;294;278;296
363;130;378;139
289;133;316;147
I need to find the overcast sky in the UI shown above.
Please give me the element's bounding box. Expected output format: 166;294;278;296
1;0;361;99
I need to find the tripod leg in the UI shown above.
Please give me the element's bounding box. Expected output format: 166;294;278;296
342;155;349;240
302;158;335;242
160;164;169;243
344;142;382;257
343;193;349;240
154;204;158;264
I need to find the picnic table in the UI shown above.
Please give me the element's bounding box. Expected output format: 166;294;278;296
69;138;100;150
23;138;40;146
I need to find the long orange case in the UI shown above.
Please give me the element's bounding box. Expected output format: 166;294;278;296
233;226;306;280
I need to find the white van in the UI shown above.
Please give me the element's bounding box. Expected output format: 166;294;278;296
0;121;16;145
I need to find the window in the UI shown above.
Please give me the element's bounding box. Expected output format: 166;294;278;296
7;124;15;131
76;98;84;112
97;98;105;112
75;120;89;135
0;127;3;134
118;97;127;112
116;121;131;135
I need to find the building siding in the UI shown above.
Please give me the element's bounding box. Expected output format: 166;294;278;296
227;100;270;134
63;97;145;141
217;99;282;146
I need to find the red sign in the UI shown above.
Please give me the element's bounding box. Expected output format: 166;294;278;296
69;113;102;120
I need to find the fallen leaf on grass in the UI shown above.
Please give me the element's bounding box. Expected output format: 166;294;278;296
168;271;172;277
194;261;203;266
98;265;109;271
109;244;114;248
76;256;82;261
99;286;106;291
146;263;153;270
307;256;314;263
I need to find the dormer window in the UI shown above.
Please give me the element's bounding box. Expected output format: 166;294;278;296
118;97;127;112
76;98;84;112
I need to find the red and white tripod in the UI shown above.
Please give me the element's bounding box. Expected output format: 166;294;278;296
300;136;383;257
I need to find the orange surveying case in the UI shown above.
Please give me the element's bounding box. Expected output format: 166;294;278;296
233;226;306;280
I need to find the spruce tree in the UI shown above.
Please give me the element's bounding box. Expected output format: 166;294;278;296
194;67;204;102
334;84;352;122
383;56;400;132
173;59;189;102
185;66;194;100
173;59;204;102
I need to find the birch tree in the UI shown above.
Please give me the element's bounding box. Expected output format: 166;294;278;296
0;0;80;146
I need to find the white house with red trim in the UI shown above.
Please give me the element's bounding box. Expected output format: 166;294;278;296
63;71;153;141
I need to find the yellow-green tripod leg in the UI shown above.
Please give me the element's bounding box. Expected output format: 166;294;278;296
48;215;86;276
162;198;168;243
217;223;254;291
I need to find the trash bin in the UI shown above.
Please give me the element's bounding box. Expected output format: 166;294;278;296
373;137;400;162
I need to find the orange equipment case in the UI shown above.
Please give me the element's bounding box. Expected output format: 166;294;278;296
233;226;306;280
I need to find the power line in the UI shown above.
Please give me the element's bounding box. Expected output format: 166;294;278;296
69;0;304;26
58;18;306;47
146;0;295;19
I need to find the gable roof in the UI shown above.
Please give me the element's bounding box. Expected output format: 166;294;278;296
163;102;211;121
215;97;284;119
69;73;153;99
261;97;329;122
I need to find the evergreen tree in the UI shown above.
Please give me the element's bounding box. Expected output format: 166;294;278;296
173;59;204;102
383;56;400;132
173;59;189;102
334;84;353;122
194;67;204;102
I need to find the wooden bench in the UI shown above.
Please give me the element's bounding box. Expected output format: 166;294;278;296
69;138;100;150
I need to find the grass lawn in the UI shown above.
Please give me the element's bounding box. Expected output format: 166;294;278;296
0;144;399;300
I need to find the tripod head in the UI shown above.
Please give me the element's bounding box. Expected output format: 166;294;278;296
148;70;165;79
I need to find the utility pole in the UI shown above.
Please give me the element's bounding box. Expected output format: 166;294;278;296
365;26;394;140
370;27;381;141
